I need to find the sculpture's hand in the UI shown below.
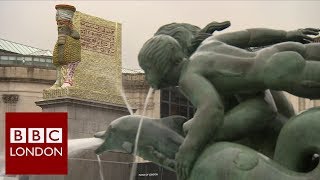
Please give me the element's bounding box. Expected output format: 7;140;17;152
175;143;198;180
57;34;66;45
286;28;320;43
70;30;80;40
146;146;176;170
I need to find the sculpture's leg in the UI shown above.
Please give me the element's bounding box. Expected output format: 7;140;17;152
304;43;320;61
263;49;320;99
49;66;62;89
272;42;320;61
62;61;79;88
184;95;276;140
214;96;277;141
183;95;281;157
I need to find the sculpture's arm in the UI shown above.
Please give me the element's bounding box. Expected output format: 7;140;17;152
70;30;80;40
270;90;295;118
214;28;319;48
176;73;224;180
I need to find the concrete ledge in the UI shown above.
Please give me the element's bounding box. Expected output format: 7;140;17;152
36;97;134;113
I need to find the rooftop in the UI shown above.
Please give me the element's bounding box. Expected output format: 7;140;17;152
0;38;52;56
0;38;145;73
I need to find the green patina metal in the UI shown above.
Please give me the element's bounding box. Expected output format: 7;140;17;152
95;108;320;180
96;21;320;180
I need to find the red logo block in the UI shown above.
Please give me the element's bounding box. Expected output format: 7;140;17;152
6;113;68;175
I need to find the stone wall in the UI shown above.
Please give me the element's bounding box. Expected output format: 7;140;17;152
0;65;55;157
285;92;320;113
122;73;160;118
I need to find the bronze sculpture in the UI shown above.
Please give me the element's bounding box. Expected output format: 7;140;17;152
154;21;297;159
95;107;320;180
138;24;320;180
96;21;320;180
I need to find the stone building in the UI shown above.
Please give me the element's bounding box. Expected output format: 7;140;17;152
122;68;160;117
0;38;56;156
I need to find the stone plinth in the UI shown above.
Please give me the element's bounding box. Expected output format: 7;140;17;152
36;97;129;139
34;8;134;180
0;64;55;158
32;97;133;180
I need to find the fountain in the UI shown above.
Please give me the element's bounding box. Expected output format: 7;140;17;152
129;88;153;180
94;21;320;180
94;108;320;180
97;155;104;180
68;138;104;157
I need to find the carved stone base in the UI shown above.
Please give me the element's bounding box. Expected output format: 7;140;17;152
32;97;133;180
43;87;124;106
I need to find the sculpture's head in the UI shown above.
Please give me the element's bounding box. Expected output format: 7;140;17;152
154;21;231;56
55;4;76;34
94;123;134;155
138;35;185;89
155;23;201;56
94;115;145;155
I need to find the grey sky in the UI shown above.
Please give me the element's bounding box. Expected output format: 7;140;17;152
0;1;319;69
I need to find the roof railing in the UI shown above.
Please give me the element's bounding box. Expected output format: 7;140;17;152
0;54;55;68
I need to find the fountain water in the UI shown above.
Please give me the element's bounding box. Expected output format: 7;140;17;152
68;138;105;180
129;88;153;180
97;155;105;180
67;87;136;180
68;138;104;157
120;88;134;115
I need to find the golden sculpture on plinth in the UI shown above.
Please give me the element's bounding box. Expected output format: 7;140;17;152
44;5;124;106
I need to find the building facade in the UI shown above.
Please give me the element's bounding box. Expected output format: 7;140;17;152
122;68;160;118
0;39;56;156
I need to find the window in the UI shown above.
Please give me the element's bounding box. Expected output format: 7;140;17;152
24;57;32;61
1;56;8;60
9;56;16;60
160;87;195;119
46;59;52;63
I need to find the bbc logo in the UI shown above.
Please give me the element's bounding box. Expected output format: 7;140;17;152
10;128;63;144
6;112;68;175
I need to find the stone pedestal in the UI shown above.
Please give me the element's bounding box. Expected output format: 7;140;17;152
31;97;134;180
28;7;135;180
36;97;130;139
